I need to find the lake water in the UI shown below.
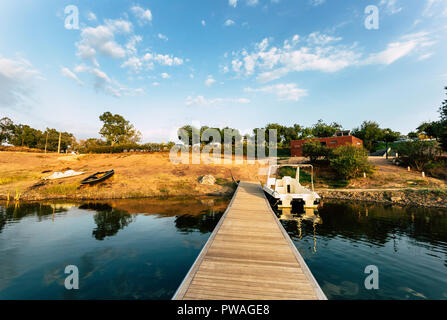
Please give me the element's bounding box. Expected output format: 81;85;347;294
1;197;446;300
0;198;229;300
276;201;447;300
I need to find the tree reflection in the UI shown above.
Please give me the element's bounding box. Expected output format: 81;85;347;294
174;210;223;234
0;203;66;233
79;203;135;241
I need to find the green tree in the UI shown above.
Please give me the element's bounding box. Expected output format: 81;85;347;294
407;132;418;139
99;112;141;146
329;146;373;180
352;121;383;152
302;140;331;163
282;126;299;147
312;120;342;138
395;141;441;171
265;123;285;145
40;128;75;152
417;122;442;139
0;117;14;144
9;124;42;148
438;87;447;151
382;128;401;159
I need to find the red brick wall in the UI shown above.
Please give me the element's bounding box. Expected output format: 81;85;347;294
290;136;363;157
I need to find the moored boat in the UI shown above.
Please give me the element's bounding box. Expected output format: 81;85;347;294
263;164;320;209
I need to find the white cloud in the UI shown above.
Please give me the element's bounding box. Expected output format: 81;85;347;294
205;75;216;87
121;57;143;73
247;0;259;6
131;5;152;25
379;0;403;14
201;20;206;26
61;66;84;86
71;64;142;97
227;31;436;82
161;72;170;79
125;35;142;56
363;32;435;65
423;0;447;17
185;95;250;107
90;68;111;91
87;12;97;22
224;19;235;26
152;82;159;86
311;0;325;6
158;33;168;41
245;83;308;101
144;53;183;66
229;0;238;7
76;21;132;64
105;19;132;34
0;55;42;106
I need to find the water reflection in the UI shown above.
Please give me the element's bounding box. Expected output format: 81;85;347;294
277;207;322;253
0;197;230;300
274;201;447;300
79;204;135;240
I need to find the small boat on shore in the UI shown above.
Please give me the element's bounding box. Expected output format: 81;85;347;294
80;170;114;185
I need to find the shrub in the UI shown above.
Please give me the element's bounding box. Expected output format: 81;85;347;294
302;140;331;163
329;145;373;180
395;141;441;171
78;142;175;154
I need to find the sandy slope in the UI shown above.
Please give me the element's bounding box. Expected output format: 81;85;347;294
0;152;265;201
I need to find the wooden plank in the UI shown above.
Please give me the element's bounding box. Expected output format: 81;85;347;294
172;181;327;300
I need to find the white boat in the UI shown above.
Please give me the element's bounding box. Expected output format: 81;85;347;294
263;164;321;209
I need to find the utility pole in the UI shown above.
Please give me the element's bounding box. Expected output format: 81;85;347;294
44;131;49;153
57;132;62;154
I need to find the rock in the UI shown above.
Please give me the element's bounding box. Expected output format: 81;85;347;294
199;175;216;185
391;196;402;202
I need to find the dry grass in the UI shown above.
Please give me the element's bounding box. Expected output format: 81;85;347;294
1;151;444;201
0;151;264;201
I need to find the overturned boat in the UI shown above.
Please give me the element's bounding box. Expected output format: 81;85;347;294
263;164;320;209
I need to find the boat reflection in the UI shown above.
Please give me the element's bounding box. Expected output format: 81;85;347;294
276;206;322;253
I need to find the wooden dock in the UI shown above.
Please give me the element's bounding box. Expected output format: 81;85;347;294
173;181;327;300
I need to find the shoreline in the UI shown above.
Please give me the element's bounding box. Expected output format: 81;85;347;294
318;188;447;209
2;186;446;209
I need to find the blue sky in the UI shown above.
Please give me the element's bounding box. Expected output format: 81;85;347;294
1;0;446;142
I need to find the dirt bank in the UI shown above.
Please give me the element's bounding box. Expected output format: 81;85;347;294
318;188;447;209
0;152;264;201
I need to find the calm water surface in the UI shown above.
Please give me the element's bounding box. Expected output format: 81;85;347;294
0;197;229;299
1;197;446;300
276;201;447;300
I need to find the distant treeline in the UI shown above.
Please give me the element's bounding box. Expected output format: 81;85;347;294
0;118;74;152
178;120;402;153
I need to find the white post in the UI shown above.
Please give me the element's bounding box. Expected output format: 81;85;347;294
422;172;425;178
407;166;411;172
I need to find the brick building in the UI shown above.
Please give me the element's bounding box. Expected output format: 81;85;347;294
290;135;363;157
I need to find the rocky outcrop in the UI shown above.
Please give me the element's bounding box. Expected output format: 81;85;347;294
318;189;447;208
198;175;216;185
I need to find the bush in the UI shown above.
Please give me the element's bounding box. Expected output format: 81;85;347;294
302;140;331;163
395;141;441;171
79;142;175;154
329;145;373;180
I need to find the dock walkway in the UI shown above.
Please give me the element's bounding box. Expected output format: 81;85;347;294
173;181;326;300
